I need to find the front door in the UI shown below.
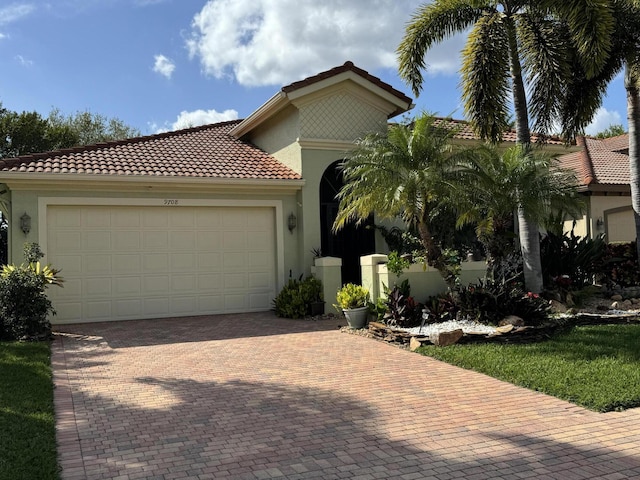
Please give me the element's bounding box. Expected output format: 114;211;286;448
320;161;375;285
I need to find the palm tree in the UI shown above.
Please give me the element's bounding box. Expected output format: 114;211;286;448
333;114;463;290
398;0;614;292
453;146;584;279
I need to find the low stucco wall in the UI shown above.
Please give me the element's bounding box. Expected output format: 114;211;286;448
361;254;487;302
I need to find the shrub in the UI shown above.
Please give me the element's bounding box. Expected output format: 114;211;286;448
600;242;640;287
0;243;63;340
383;279;424;328
386;251;411;276
540;230;606;290
424;292;458;323
272;275;324;319
457;277;550;327
335;283;369;310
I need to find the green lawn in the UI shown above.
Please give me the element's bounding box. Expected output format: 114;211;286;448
0;341;59;480
418;324;640;412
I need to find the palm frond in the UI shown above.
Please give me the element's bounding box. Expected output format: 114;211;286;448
398;0;486;96
460;12;511;143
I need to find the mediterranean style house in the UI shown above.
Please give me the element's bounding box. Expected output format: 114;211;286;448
0;61;633;324
0;62;413;324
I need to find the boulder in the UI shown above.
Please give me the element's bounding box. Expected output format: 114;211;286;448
496;324;514;333
410;336;425;352
611;294;623;301
429;329;464;347
499;315;525;327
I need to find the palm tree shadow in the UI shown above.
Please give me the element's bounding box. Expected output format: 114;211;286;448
63;375;640;479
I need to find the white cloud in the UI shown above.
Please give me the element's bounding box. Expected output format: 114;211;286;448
0;3;34;25
584;107;623;136
0;33;6;39
185;0;459;87
15;54;33;66
153;54;176;79
153;108;239;132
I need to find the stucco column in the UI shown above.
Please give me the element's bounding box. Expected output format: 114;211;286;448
360;254;388;303
311;256;342;311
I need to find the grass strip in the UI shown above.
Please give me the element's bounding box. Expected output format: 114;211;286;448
0;341;59;480
417;324;640;412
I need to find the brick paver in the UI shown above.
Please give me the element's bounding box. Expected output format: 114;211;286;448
53;312;640;479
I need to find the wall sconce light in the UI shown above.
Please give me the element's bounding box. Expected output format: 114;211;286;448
596;217;604;231
287;212;297;233
20;212;31;235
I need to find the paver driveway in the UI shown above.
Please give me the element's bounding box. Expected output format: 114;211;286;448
53;313;640;480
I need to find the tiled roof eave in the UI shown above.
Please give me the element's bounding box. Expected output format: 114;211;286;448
0;171;305;190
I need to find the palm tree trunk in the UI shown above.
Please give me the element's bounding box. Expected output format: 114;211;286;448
506;16;543;293
626;65;640;261
416;220;457;291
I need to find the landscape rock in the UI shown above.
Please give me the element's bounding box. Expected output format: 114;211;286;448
499;315;525;327
623;300;633;308
611;301;619;309
633;298;640;304
548;300;568;314
429;329;464;347
496;324;514;333
410;336;425;352
611;294;623;301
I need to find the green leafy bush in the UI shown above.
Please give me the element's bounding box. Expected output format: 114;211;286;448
0;243;63;340
272;275;324;318
386;251;411;276
335;283;369;310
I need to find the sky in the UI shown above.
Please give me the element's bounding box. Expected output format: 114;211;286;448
0;0;629;137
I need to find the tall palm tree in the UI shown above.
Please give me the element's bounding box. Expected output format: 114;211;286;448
454;146;584;277
398;0;614;292
333;114;463;290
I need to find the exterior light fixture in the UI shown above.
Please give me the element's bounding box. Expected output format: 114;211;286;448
596;217;604;231
288;212;297;233
20;212;31;235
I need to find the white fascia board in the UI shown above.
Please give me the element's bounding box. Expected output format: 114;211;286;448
228;91;289;138
286;71;412;114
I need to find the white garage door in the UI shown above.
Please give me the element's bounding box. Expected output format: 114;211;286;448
46;205;277;323
606;209;635;243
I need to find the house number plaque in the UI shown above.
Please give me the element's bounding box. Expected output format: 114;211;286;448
163;199;179;205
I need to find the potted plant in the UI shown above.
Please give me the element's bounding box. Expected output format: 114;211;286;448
301;275;325;316
335;283;370;328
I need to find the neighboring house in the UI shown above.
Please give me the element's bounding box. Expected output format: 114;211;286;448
0;62;413;324
556;134;635;242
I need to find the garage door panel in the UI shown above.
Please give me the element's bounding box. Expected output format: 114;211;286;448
114;277;141;295
85;278;111;296
143;253;169;271
169;210;195;227
198;273;222;290
113;254;141;273
223;231;246;250
86;301;112;319
171;253;196;270
115;299;142;318
143;231;169;250
85;209;111;227
170;231;196;250
143;276;170;294
144;298;169;315
171;274;195;292
114;231;141;250
113;210;140;227
53;232;82;252
47;205;277;323
85;255;112;274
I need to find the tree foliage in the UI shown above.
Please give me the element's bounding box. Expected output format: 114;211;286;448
0;102;140;159
594;124;627;139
